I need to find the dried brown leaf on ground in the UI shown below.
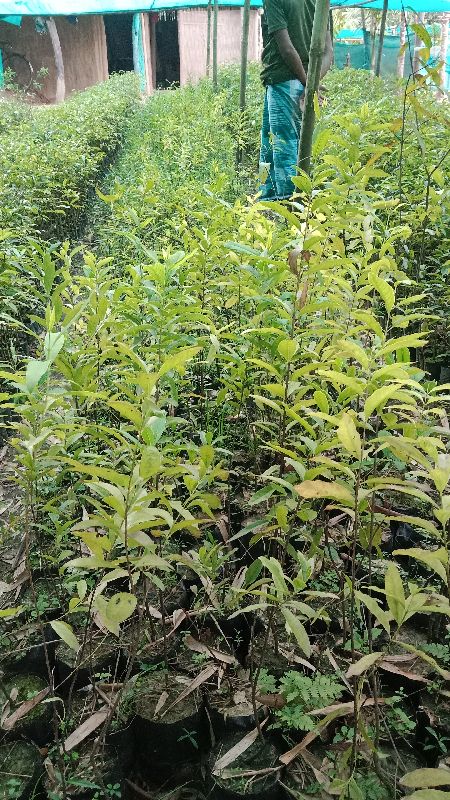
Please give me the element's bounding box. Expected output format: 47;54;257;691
185;634;238;665
161;663;217;717
62;707;109;752
2;686;50;730
213;719;269;774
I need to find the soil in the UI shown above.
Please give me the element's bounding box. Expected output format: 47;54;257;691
132;671;199;723
56;635;126;688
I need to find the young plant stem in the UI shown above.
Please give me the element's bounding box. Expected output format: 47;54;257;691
298;0;330;174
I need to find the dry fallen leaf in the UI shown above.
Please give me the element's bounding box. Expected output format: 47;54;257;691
161;663;217;717
213;719;268;774
2;686;50;731
62;707;109;752
185;634;238;666
154;691;169;716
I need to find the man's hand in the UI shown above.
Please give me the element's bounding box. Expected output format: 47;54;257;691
299;85;326;113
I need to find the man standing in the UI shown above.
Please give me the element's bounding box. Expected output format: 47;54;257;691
259;0;333;200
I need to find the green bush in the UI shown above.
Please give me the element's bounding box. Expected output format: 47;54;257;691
0;95;32;134
0;73;139;241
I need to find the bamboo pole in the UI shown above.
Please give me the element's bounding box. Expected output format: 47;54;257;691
297;0;330;176
397;11;407;78
375;0;388;77
237;0;252;164
212;0;219;91
439;13;449;90
206;0;212;76
413;12;424;75
370;13;378;72
46;17;65;103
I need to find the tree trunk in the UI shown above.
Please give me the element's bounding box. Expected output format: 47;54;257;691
213;0;219;91
397;11;407;78
375;0;388;77
206;0;212;76
439;12;449;90
298;0;330;176
237;0;252;164
46;17;65;103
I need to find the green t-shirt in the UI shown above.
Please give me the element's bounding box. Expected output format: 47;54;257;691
261;0;316;86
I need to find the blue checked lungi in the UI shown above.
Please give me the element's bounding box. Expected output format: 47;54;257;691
259;79;304;201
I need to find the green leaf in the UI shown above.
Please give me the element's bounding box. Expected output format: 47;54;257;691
95;592;137;636
108;400;142;428
159;347;201;377
369;274;395;313
25;359;50;392
291;172;312;195
377;333;428;358
44;331;65;364
411;22;432;49
140;447;162;479
364;384;406;419
278;339;299;362
337;413;362;458
336;339;370;370
356;591;391;634
389;515;442;540
400;769;450;789
259;556;289;599
63;458;129;488
0;606;24;618
295;480;354;505
281;607;311;658
385;563;405;626
398;642;450;680
50;621;80;652
346;652;383;678
393;548;447;583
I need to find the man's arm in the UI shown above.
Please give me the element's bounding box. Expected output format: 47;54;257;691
274;29;308;86
320;30;333;78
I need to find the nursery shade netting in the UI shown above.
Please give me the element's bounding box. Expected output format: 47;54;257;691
1;0;450;14
0;0;264;16
332;0;450;10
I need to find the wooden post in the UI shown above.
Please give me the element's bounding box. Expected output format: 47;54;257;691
239;0;251;113
133;12;147;94
237;0;251;164
413;12;424;75
439;13;449;90
397;11;407;78
375;0;388;77
297;0;330;176
46;17;65;103
370;13;378;71
212;0;219;91
206;0;212;76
